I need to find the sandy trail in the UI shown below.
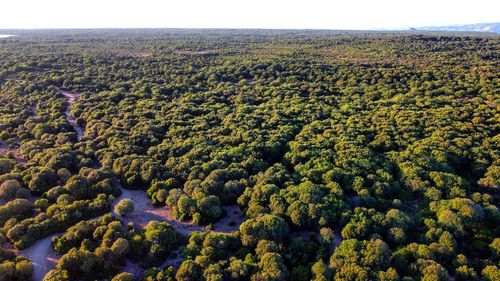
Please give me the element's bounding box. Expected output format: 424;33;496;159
113;181;244;235
157;248;183;270
330;226;343;254
332;233;342;248
8;90;82;281
121;258;143;277
17;235;60;281
14;172;245;280
113;181;245;275
113;180;205;235
15;86;244;278
56;88;83;141
31;103;38;116
212;205;245;233
113;181;200;276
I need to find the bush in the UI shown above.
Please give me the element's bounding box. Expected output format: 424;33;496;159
114;198;135;217
0;179;21;200
111;272;134;281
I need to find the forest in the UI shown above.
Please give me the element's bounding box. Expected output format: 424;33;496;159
0;29;498;281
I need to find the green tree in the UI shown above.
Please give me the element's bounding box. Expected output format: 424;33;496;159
114;198;135;217
240;214;289;247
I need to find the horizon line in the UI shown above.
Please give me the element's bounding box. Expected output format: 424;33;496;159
0;22;498;32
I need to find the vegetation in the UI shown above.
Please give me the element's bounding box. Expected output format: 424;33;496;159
0;29;498;280
48;214;182;280
0;247;32;281
115;198;135;217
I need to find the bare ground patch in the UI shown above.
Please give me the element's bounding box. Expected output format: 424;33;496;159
172;50;216;55
86;48;153;58
56;88;84;140
17;235;61;281
212;205;245;233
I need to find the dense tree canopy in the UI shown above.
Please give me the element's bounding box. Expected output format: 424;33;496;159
0;29;498;280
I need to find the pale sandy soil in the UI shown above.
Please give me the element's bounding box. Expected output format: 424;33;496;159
56;88;83;140
172;50;215;55
17;235;60;281
31;103;38;116
121;258;143;277
113;181;246;274
332;232;342;249
330;226;343;254
113;181;246;235
5;88;83;281
11;179;245;280
113;180;206;235
212;205;245;233
158;248;183;269
86;48;153;57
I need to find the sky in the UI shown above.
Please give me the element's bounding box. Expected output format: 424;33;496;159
0;0;499;30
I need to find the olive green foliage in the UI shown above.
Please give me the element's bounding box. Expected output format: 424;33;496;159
49;214;182;280
0;247;32;281
114;198;135;216
0;30;498;280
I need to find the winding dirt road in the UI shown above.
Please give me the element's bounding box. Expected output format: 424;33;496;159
18;236;60;281
18;89;245;280
13;90;82;281
56;88;83;140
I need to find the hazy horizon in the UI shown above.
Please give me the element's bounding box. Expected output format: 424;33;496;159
1;0;499;30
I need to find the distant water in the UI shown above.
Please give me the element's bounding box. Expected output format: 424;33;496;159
0;35;15;39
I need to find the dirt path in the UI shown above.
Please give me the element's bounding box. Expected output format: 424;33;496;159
18;235;60;281
31;103;38;116
113;181;245;236
330;226;343;254
113;180;205;235
121;258;143;278
113;181;246;274
10;88;247;280
11;87;85;280
332;232;342;249
14;179;245;280
157;249;183;269
56;88;83;141
112;182;201;275
212;205;245;233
